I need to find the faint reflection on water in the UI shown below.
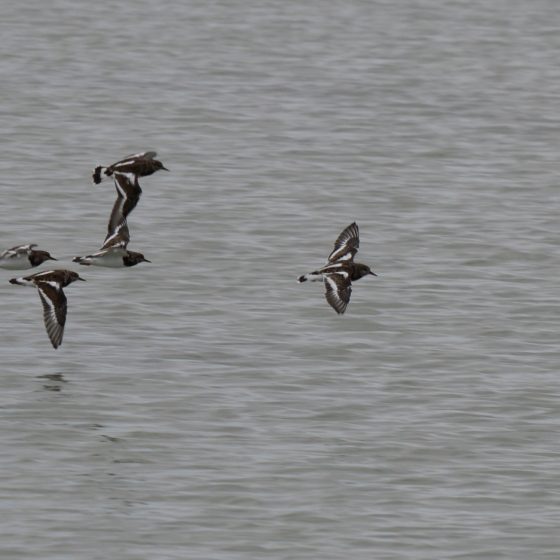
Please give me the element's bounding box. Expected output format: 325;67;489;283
36;373;67;392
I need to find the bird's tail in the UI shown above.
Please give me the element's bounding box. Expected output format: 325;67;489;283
297;271;323;283
9;276;32;286
72;256;92;266
92;166;109;184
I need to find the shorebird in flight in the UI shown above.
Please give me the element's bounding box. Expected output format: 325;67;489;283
9;269;86;349
0;244;56;270
298;222;376;314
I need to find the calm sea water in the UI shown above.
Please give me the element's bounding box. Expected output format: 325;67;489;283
2;1;560;558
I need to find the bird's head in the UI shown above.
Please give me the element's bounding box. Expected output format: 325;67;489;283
124;252;151;267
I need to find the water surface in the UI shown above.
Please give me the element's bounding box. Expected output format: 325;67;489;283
1;1;560;558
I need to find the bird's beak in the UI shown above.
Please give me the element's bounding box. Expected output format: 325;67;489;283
370;271;377;276
143;257;152;263
49;256;58;261
162;166;170;172
77;276;86;281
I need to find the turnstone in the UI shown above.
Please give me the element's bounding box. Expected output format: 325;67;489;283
72;223;150;267
297;222;377;314
92;151;168;185
9;269;85;349
0;244;57;270
72;178;150;267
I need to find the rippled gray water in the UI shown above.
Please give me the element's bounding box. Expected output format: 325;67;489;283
2;1;560;558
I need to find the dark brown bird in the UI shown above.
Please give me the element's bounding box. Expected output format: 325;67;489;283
297;222;377;314
10;269;86;349
92;151;168;185
0;244;57;270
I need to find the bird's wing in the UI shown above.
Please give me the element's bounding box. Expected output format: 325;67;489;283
37;282;67;349
119;151;157;162
103;173;142;244
102;221;130;250
1;244;37;258
323;272;352;314
327;222;359;263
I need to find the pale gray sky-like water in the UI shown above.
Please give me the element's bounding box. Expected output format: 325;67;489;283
1;1;560;558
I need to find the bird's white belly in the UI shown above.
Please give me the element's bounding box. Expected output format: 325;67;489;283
89;252;125;267
0;254;30;270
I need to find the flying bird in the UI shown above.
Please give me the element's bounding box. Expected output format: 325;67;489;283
92;151;168;185
80;152;166;265
9;269;86;349
0;244;56;270
72;220;150;267
73;173;149;267
297;222;376;314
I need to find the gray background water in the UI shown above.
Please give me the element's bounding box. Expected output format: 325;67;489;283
1;1;560;558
